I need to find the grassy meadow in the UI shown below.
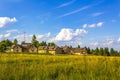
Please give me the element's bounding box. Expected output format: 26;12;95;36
0;53;120;80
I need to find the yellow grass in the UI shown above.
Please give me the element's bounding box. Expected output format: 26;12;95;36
0;53;120;80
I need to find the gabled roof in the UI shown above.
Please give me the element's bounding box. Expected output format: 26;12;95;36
48;46;59;50
21;43;31;49
12;43;37;50
71;48;86;53
38;46;48;50
62;45;70;50
11;44;22;48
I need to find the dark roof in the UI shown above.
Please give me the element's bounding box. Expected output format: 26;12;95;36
12;43;37;49
71;48;86;53
21;43;31;48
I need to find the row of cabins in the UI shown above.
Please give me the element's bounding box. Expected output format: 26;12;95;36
11;43;87;55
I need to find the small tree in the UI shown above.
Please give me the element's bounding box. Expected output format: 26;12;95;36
21;41;25;44
94;47;99;55
13;39;18;44
78;45;80;48
31;35;39;47
87;47;91;54
39;41;47;46
99;48;104;56
104;47;109;56
48;42;56;46
110;48;114;56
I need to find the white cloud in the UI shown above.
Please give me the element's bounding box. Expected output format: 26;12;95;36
97;22;103;27
53;28;87;41
88;24;96;28
0;33;11;40
57;0;76;8
58;5;91;18
90;38;114;48
4;33;11;38
0;17;17;28
103;39;114;46
83;24;87;28
36;32;51;40
14;32;51;43
90;42;99;46
91;12;103;17
83;22;104;28
6;29;19;33
118;38;120;43
0;35;3;39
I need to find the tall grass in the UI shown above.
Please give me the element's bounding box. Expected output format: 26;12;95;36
0;53;120;80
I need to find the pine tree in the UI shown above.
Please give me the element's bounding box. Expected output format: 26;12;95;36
99;48;104;56
78;45;80;48
13;39;18;44
31;35;39;47
87;47;91;54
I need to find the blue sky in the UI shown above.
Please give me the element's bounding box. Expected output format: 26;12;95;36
0;0;120;49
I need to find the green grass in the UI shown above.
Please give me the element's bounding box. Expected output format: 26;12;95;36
0;53;120;80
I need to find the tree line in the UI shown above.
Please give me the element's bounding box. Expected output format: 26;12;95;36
85;47;120;56
0;35;56;52
0;35;120;56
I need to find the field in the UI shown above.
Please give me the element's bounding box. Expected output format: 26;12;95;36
0;53;120;80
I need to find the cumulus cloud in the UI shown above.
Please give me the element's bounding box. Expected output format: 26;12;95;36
0;17;17;28
52;28;87;41
83;22;104;28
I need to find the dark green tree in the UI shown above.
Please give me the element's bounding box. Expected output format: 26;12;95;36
94;47;99;55
13;39;18;44
77;45;80;48
87;47;91;54
99;48;104;56
21;41;25;44
110;48;115;56
39;41;47;46
104;47;109;56
31;35;39;47
48;42;56;46
0;39;12;52
5;39;13;47
0;41;6;52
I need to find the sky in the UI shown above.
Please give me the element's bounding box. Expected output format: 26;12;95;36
0;0;120;50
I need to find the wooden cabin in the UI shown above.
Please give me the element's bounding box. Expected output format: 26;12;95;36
48;46;63;55
11;43;37;53
71;48;87;55
62;45;71;54
11;44;22;53
38;46;48;53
